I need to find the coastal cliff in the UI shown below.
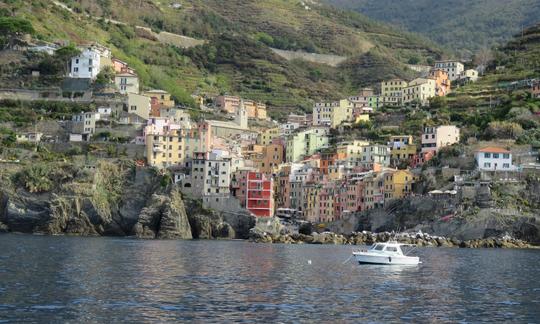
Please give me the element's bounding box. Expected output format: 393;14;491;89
0;161;254;240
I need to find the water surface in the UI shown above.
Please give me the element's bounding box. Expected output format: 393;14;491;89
0;234;539;322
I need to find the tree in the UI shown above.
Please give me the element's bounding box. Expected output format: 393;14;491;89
95;66;115;85
54;45;81;76
408;56;420;65
473;47;494;75
0;17;35;48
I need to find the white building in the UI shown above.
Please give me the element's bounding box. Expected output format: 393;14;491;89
127;93;151;123
434;60;464;81
69;43;111;79
460;69;479;82
182;151;232;198
475;147;517;171
421;125;460;153
16;132;43;143
115;73;139;94
401;78;436;105
71;112;98;141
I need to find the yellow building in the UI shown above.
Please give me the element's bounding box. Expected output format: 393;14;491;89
312;99;353;128
401;78;436;105
355;114;370;124
146;129;186;168
327;164;346;181
257;127;280;146
336;140;370;168
254;143;285;173
383;169;414;199
303;182;321;222
143;90;175;108
389;135;417;164
380;79;407;106
127;93;151;123
243;100;267;120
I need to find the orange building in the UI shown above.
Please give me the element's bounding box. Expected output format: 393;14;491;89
216;95;240;114
429;69;451;96
320;151;347;175
254;143;285;174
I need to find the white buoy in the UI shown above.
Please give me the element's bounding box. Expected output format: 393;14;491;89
307;260;312;265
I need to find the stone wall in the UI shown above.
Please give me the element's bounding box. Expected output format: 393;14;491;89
270;48;347;67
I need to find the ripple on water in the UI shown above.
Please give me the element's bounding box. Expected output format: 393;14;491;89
0;235;539;322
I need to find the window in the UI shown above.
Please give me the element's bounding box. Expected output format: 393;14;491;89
88;67;93;72
484;153;491;158
75;59;79;64
74;67;79;72
503;153;510;159
493;153;499;159
484;162;491;168
503;163;510;169
89;59;93;65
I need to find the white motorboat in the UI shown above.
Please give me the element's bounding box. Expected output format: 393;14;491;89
353;241;420;265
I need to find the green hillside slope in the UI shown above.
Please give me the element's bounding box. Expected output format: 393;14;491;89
324;0;540;58
0;0;442;118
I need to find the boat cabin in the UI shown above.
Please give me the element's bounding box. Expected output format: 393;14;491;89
370;242;405;255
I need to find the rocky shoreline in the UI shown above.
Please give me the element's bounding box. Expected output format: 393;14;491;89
249;230;537;249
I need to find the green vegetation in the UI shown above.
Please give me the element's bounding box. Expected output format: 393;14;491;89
1;0;443;116
0;100;89;126
325;0;540;57
0;16;34;48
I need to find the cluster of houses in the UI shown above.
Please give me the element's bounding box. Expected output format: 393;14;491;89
12;42;532;222
135;88;482;223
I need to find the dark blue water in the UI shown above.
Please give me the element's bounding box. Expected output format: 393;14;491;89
0;234;539;323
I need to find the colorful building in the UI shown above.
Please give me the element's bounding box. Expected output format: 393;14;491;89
312;99;354;128
242;171;275;217
254;143;285;174
380;79;407;106
257;127;280;146
216;95;240;114
428;69;451;96
286;127;330;162
388;135;417;165
421;125;460;153
115;72;139;94
434;60;464;81
143;90;175;108
401;78;436;105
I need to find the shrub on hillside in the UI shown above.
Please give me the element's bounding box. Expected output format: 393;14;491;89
484;121;523;139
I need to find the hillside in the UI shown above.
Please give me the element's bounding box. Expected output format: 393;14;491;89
324;0;540;58
431;23;540;148
0;0;442;117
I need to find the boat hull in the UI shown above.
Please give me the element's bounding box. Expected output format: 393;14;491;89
354;253;419;265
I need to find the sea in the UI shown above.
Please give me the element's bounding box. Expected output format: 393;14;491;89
0;234;539;323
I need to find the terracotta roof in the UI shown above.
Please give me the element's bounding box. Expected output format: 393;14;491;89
476;147;511;153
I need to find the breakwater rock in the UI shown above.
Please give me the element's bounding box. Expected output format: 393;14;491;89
249;230;535;249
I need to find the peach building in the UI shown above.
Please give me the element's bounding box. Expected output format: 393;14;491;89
429;69;451;96
216;95;240;114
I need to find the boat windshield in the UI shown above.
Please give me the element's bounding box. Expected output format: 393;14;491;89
373;244;384;251
385;246;398;252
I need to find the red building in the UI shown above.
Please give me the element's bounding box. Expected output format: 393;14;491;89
246;171;274;217
233;171;275;217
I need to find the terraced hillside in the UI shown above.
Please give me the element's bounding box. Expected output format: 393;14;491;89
0;0;442;118
325;0;540;58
